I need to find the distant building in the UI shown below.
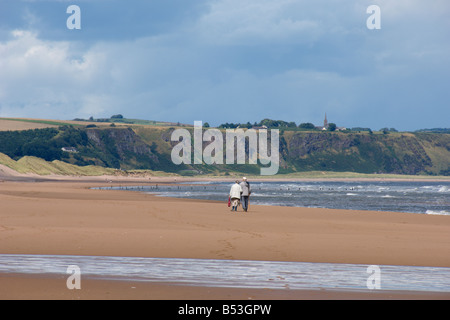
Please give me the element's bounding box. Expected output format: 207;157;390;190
314;113;346;131
61;147;78;153
252;125;268;130
315;113;329;130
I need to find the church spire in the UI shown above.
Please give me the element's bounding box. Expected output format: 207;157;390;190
324;113;328;129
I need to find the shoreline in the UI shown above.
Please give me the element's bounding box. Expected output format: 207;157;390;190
97;179;450;217
1;176;449;299
1;273;449;300
2;164;450;184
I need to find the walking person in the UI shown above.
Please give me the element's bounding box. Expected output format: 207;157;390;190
240;177;252;212
229;180;242;212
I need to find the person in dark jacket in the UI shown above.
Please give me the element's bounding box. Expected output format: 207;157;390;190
239;177;252;212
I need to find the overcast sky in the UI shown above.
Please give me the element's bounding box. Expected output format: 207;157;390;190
0;0;449;131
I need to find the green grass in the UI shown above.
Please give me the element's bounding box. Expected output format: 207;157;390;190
109;118;181;126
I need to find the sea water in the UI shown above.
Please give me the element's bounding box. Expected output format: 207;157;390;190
108;180;450;215
0;254;449;292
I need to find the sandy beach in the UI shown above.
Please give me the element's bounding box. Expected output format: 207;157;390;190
1;176;449;300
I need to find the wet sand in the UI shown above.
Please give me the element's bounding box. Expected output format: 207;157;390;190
0;177;449;299
2;273;450;300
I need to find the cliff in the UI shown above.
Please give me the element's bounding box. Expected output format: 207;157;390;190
0;125;449;176
282;131;449;175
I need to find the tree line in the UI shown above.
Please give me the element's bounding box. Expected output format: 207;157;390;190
217;119;336;130
0;126;88;162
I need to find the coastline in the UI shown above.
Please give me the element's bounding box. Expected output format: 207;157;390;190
2;163;450;184
1;175;449;299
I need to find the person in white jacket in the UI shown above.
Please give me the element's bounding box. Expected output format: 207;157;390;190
229;180;243;212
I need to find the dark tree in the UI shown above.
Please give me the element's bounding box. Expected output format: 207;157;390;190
328;123;337;131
